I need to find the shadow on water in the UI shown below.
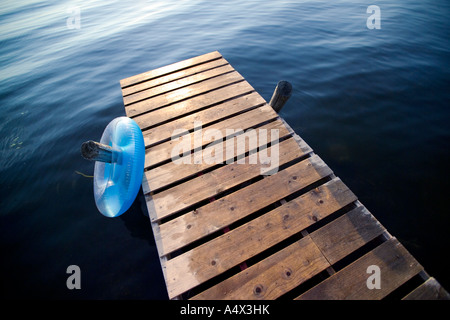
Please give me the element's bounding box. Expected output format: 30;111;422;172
119;189;155;247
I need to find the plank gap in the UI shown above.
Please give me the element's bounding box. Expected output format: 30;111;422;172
181;265;243;300
122;61;230;97
147;141;315;224
159;157;327;260
163;176;353;298
124;69;237;106
128;78;247;119
184;230;306;300
141;103;272;171
242;228;305;270
140;90;259;139
148;163;225;196
402;276;450;300
382;273;426;300
282;174;334;205
157;153;330;259
145;101;266;146
147;126;291;195
141;104;281;168
120;53;223;89
157;174;267;226
303;201;358;235
331;233;387;272
276;269;331;300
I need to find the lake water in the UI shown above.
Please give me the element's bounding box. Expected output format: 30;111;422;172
1;0;449;299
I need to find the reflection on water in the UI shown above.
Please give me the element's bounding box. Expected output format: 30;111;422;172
1;0;449;298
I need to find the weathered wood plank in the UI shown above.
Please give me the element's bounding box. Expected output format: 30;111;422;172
164;177;355;298
142;104;279;168
147;137;310;219
126;71;246;118
122;58;229;97
130;80;256;129
158;164;347;258
120;51;222;88
402;277;450;300
191;236;330;300
123;64;235;106
296;238;424;300
144;118;292;193
150;153;329;223
140;91;266;147
309;205;386;265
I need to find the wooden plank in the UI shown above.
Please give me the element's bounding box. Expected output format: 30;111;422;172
150;152;329;223
120;51;222;88
158;159;343;257
130;80;256;129
142;104;282;168
140;91;266;147
296;238;424;300
402;277;450;300
159;163;347;257
164;177;356;298
191;236;330;300
309;205;386;265
144;118;292;193
147;137;310;219
126;71;246;118
122;58;229;97
123;64;235;105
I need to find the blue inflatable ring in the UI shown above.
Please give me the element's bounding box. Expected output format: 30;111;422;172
93;117;145;217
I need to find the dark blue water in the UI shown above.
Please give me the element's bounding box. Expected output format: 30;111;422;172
1;0;449;299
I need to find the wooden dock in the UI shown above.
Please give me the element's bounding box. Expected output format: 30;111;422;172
120;51;449;300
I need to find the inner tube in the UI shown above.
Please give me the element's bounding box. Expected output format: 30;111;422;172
93;117;145;217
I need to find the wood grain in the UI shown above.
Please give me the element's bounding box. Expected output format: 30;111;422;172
130;80;256;129
140;91;266;147
120;51;222;88
122;58;229;97
402;277;450;300
309;205;386;265
144;118;292;193
191;236;330;300
126;71;246;118
147;137;311;220
123;64;235;105
164;177;355;298
296;238;423;300
142;104;280;168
